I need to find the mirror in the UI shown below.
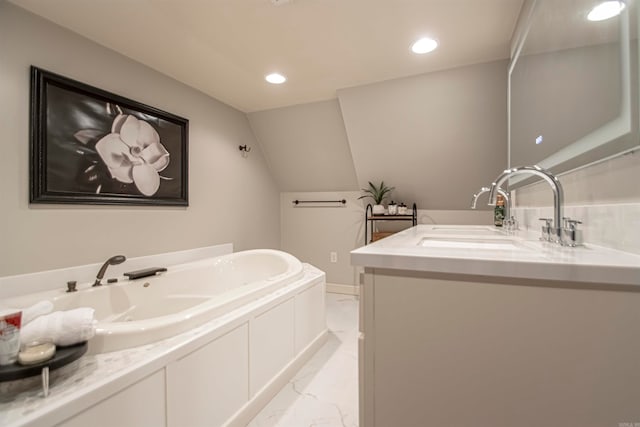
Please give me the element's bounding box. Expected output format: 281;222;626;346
509;0;638;186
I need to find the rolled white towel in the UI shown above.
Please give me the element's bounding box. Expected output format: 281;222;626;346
20;308;96;347
22;301;54;325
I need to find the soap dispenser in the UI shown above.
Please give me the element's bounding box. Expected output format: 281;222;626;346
494;195;505;227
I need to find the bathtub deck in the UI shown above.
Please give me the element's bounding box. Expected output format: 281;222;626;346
247;293;359;427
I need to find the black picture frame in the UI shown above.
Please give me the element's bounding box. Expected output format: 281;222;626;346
30;66;189;206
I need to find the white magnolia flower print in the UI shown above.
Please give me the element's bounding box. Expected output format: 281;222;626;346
95;114;170;196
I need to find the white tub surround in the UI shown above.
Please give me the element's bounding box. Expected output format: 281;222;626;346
351;225;640;427
0;247;327;427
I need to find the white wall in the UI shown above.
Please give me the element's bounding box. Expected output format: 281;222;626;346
338;59;509;210
0;3;280;276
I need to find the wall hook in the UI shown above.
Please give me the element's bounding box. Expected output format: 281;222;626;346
239;145;251;153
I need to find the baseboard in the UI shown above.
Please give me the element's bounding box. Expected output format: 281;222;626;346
326;282;360;296
225;329;329;427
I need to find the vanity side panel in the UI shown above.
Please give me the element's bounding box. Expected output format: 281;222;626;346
372;272;640;427
360;269;376;427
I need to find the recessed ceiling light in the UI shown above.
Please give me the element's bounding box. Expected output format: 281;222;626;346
411;37;438;54
265;73;286;84
587;1;625;21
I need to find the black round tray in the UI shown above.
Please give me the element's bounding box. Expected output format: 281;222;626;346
0;342;88;382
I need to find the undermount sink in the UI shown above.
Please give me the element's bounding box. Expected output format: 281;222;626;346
417;236;520;250
427;226;503;236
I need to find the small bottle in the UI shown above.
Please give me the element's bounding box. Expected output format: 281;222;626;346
388;201;398;215
398;203;407;215
494;195;505;227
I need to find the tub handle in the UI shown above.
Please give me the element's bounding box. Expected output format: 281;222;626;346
124;267;168;280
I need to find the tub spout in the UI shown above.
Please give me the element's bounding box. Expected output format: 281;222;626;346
93;255;126;287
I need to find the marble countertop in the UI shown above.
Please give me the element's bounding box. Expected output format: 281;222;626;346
351;225;640;285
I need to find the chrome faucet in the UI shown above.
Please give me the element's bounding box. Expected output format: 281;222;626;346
93;255;126;286
488;166;564;243
471;186;511;221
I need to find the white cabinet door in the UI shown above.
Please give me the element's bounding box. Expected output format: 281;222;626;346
166;324;249;427
249;299;295;396
294;282;326;353
58;370;166;427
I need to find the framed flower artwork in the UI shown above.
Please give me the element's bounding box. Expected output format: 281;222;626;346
29;66;189;206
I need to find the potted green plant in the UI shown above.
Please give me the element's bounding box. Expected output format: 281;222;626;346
359;181;394;214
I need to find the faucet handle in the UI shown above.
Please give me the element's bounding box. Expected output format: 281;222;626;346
66;281;77;293
561;217;583;230
538;218;552;241
561;218;583;247
567;219;582;228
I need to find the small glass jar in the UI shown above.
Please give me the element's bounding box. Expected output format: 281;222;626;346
388;201;398;215
398;203;407;215
0;309;22;365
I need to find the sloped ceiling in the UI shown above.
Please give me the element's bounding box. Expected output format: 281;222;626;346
248;60;509;203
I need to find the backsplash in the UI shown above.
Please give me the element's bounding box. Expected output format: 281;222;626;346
512;151;640;254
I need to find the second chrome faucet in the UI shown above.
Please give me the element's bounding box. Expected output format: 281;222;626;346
471;186;516;229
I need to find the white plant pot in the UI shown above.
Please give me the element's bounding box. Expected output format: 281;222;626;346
372;204;385;215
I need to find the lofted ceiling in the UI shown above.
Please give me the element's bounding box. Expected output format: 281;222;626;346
10;0;524;112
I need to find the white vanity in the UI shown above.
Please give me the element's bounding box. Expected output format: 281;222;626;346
351;225;640;427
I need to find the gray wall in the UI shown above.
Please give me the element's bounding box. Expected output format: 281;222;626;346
280;191;492;286
338;60;509;210
249;61;511;285
0;3;280;276
280;191;364;286
247;100;359;192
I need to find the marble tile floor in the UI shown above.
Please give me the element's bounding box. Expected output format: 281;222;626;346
247;293;359;427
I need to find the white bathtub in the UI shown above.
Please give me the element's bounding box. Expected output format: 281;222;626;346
2;246;327;427
5;249;304;353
